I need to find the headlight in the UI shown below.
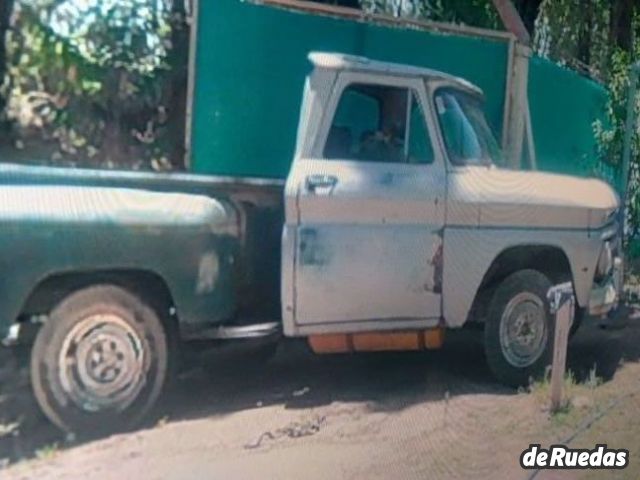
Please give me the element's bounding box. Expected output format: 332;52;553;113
595;241;613;281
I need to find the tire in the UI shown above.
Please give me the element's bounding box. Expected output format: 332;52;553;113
484;270;553;387
31;285;169;434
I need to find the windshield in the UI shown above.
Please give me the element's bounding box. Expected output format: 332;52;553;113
434;89;504;167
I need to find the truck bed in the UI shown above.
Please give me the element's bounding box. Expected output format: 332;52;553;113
0;162;286;325
0;162;284;200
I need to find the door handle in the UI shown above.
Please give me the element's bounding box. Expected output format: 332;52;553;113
306;174;337;193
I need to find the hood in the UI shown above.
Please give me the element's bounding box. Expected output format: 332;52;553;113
447;167;620;230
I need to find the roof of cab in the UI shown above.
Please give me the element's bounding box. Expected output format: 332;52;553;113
308;52;483;96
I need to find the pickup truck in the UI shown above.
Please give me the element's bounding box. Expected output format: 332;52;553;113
1;53;621;433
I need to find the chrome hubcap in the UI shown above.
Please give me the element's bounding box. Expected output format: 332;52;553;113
499;293;547;368
59;314;146;412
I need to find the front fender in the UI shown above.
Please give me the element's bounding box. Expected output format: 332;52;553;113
442;227;601;327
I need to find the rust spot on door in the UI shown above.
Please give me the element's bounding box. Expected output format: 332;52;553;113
299;228;329;266
429;233;443;294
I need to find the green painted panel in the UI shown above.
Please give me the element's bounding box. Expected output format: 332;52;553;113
192;0;509;178
528;56;608;178
192;0;609;183
360;28;507;133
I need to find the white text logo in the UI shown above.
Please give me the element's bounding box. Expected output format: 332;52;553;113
520;444;629;470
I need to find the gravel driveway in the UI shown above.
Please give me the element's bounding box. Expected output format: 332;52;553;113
2;312;639;480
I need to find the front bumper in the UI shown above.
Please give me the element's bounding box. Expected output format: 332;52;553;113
588;257;622;317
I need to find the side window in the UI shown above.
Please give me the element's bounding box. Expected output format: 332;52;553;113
436;92;482;163
323;83;434;164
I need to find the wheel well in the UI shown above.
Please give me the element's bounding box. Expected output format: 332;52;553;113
467;245;572;324
19;269;176;322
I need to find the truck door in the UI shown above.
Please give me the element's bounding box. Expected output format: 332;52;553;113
283;72;445;331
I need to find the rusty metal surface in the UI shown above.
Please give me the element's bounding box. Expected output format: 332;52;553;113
282;64;449;335
0;183;243;339
286;156;445;328
307;328;445;353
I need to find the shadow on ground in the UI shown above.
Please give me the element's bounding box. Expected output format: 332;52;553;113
1;306;639;467
566;305;640;382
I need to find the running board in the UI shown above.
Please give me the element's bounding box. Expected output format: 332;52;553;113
184;321;281;341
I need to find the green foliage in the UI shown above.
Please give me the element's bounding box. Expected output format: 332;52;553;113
534;1;640;238
3;0;505;170
359;0;501;28
48;0;171;73
2;0;184;170
590;41;640;239
534;0;610;78
592;49;637;174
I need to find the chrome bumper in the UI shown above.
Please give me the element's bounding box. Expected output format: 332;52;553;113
588;257;622;317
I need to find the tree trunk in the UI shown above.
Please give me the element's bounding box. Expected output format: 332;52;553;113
609;0;633;52
514;0;543;36
165;1;189;169
577;0;593;64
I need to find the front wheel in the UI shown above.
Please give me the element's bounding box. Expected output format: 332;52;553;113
31;285;169;434
484;270;553;387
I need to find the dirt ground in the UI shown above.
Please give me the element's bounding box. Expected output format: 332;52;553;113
1;310;640;480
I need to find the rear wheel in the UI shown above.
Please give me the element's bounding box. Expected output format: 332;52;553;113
484;270;553;387
31;285;169;434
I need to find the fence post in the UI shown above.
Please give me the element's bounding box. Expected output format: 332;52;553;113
547;282;574;413
502;42;531;169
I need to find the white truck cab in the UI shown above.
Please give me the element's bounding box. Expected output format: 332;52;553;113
282;52;621;386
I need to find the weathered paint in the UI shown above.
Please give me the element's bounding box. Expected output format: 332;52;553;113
440;165;619;326
196;252;220;294
0;183;240;339
446;167;619;230
282;59;452;335
442;227;606;327
429;231;444;294
423;328;446;350
307;328;445;353
0;163;285;340
307;333;351;353
351;332;422;351
0;52;620;347
299;228;329;267
283;54;620;337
